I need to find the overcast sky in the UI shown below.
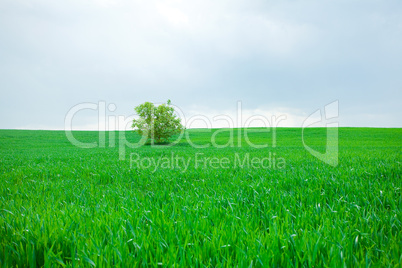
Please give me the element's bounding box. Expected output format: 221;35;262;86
1;0;401;129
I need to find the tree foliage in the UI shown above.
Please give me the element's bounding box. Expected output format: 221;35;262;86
131;100;184;144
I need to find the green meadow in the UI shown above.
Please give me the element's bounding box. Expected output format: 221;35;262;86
0;128;401;267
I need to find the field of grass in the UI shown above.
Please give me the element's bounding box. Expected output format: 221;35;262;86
0;128;401;267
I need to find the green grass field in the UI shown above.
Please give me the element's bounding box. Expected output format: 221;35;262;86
0;128;401;267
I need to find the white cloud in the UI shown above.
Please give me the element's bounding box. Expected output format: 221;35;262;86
0;0;401;129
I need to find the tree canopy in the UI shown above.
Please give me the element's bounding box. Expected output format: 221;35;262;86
131;100;184;144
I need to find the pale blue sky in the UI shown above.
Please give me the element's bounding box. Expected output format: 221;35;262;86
1;0;401;129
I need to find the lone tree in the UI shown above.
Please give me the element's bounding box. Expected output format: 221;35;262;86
132;100;184;144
